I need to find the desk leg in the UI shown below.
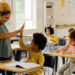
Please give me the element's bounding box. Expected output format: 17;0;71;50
4;71;7;75
53;56;56;75
69;61;71;75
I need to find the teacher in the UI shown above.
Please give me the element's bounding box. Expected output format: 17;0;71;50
0;2;24;75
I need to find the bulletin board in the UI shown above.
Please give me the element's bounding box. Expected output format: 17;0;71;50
57;0;75;26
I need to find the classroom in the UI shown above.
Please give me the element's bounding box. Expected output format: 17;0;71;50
0;0;75;75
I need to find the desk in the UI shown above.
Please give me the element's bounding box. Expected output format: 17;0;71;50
0;61;43;75
44;52;75;75
44;52;75;59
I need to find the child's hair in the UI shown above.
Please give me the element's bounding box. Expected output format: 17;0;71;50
69;30;75;41
45;26;54;35
33;33;47;50
68;28;74;33
0;2;11;16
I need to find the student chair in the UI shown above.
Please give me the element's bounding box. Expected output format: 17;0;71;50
72;72;75;75
43;54;57;75
58;38;67;64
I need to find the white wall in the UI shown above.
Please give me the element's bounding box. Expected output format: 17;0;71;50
56;0;75;37
56;0;75;25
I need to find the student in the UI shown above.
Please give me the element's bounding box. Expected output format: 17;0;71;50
44;26;59;72
62;28;75;64
56;30;75;75
45;26;59;44
19;26;47;75
0;2;24;75
63;28;74;39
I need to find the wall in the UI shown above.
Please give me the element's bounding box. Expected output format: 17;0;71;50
56;0;75;37
3;0;75;37
56;0;75;25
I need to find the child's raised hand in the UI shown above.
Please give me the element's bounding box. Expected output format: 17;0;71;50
20;23;25;38
20;23;25;32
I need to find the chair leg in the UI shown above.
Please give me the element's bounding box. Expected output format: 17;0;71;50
43;70;46;75
48;68;50;75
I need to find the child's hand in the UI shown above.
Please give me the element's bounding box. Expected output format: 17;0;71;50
55;50;60;53
20;23;25;32
62;51;72;55
20;23;25;38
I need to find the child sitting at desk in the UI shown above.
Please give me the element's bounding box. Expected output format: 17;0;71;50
63;28;74;39
19;25;47;75
56;30;75;75
43;26;59;52
45;26;59;44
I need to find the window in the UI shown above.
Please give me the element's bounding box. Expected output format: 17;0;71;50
16;0;37;29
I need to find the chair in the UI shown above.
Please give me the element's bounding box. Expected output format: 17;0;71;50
58;38;67;64
72;72;75;75
58;38;66;46
43;54;57;75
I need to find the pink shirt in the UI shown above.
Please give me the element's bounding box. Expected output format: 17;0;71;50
60;44;75;62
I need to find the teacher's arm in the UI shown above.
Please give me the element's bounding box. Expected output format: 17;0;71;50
0;24;24;39
0;30;20;39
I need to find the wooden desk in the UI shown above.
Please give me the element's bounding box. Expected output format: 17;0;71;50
44;52;75;75
0;61;43;75
44;52;75;59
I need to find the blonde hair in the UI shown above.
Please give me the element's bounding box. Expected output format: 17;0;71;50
0;1;11;13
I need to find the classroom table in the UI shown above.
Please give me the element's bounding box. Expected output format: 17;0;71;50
0;61;43;75
44;52;75;75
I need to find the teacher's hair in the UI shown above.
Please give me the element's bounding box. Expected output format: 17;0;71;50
0;2;11;16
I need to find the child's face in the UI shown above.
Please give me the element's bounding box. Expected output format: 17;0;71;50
0;14;10;24
69;38;75;46
46;29;50;35
31;39;39;51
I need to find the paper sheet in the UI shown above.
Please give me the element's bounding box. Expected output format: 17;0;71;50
11;44;20;49
4;62;40;69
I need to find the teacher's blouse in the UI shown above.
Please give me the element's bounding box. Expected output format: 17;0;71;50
0;25;13;58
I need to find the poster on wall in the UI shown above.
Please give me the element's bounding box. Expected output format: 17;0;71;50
72;0;75;7
61;0;65;7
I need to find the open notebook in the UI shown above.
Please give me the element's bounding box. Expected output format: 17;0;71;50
4;61;41;69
